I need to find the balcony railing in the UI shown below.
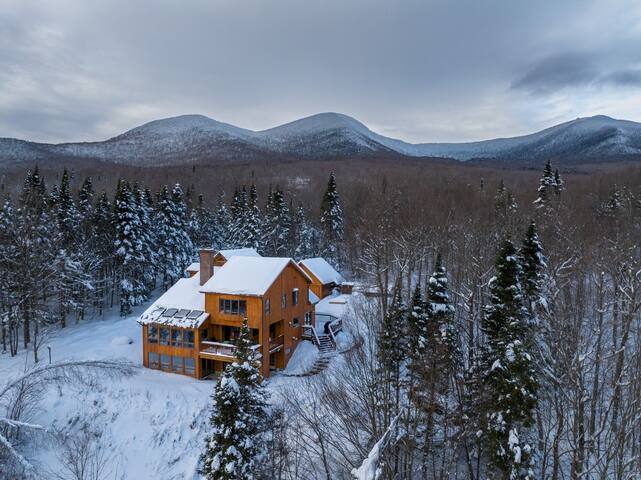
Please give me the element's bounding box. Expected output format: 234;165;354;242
200;340;262;360
269;334;284;353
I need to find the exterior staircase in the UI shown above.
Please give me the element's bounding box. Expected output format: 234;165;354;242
285;324;343;377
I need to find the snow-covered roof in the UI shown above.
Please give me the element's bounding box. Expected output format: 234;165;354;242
200;256;311;296
139;275;209;328
185;262;200;272
299;257;345;285
216;248;261;260
308;289;320;305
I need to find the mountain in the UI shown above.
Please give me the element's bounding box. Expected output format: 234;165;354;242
2;113;641;168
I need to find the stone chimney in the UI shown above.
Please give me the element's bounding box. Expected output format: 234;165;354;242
199;248;215;286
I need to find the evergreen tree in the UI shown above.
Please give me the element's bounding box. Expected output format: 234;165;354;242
292;203;320;259
534;160;556;208
229;187;250;248
518;221;546;320
200;317;268;480
54;168;81;248
320;173;344;267
480;239;537;480
213;192;231;250
246;184;263;251
406;285;429;393
427;255;458;375
113;181;148;315
263;187;290;256
378;290;406;426
154;184;193;288
553;169;564;196
189;194;216;249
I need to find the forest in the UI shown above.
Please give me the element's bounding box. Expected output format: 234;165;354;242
2;159;641;479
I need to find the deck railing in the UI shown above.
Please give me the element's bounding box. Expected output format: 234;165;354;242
269;334;284;352
200;340;262;359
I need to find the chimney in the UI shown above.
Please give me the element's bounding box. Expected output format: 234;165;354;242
199;248;215;286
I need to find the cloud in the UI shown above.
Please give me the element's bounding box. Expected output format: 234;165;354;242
1;0;641;143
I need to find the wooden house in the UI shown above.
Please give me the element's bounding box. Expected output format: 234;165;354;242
298;257;346;299
140;249;316;379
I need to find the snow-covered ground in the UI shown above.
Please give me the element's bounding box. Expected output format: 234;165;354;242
0;293;357;478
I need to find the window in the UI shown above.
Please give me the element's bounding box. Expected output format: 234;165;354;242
201;328;208;340
292;317;300;328
281;293;287;309
160;354;170;370
170;329;182;348
292;289;299;306
172;356;183;373
148;352;159;368
147;325;158;343
219;298;247;315
159;327;170;346
265;299;270;314
184;357;195;375
304;312;312;326
185;330;195;348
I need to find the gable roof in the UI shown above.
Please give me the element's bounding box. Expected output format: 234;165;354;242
200;256;311;296
299;257;345;285
216;248;261;260
139;274;208;328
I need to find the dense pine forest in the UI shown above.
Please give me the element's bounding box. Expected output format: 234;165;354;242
3;160;641;479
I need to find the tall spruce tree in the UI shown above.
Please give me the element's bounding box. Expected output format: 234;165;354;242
320;172;344;268
246;184;263;251
518;221;546;323
480;239;537;480
200;317;268;480
263;187;290;256
213;192;231;250
292;203;320;260
534;160;556;208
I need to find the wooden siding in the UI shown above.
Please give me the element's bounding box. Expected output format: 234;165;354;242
142;324;201;378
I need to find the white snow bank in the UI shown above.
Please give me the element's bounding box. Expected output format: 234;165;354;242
283;341;320;375
111;335;133;346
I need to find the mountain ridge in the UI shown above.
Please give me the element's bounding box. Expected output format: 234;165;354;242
2;112;641;167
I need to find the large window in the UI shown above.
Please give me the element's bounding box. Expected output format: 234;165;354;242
219;299;247;315
172;356;183;373
148;352;159;368
160;354;170;370
184;357;195;375
170;329;183;348
292;289;299;306
185;330;195;348
159;327;170;346
147;325;158;343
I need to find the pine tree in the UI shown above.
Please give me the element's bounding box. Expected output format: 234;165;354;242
427;255;458;375
320;173;344;267
263;187;290;256
229;187;250;248
213;192;231;250
406;285;429;393
518;221;546;320
154;184;193;288
189;194;216;249
55;168;81;248
553;169;564;196
246;184;263;251
200;317;268;480
378;290;406;427
534;160;556;208
113;181;149;315
292;203;320;260
480;239;537;480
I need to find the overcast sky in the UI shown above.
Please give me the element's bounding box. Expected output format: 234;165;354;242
2;0;641;144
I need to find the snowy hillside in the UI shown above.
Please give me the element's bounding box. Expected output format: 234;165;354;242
2;113;641;166
0;296;343;479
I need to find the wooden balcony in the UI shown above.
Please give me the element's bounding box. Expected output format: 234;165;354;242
199;341;262;361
